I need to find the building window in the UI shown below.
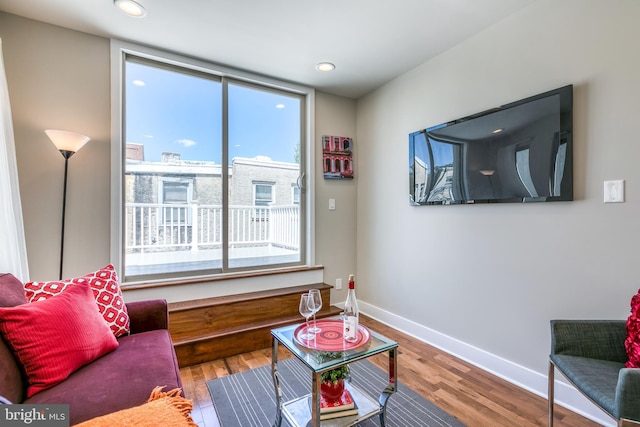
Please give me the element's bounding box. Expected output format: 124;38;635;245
159;179;192;225
254;183;274;206
292;186;301;205
252;183;273;222
114;45;311;282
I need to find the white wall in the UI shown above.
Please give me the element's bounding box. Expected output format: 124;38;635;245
315;92;358;304
355;0;639;423
0;13;111;280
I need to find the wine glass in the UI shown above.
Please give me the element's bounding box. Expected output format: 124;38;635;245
308;289;322;333
299;293;315;340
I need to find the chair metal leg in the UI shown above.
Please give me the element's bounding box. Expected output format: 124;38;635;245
548;360;555;427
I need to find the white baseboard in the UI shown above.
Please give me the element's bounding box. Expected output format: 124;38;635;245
349;301;615;427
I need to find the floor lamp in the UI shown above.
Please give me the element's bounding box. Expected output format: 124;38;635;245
45;130;91;280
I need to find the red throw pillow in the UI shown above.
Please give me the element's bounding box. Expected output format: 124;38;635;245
625;289;640;368
24;264;130;337
0;282;119;397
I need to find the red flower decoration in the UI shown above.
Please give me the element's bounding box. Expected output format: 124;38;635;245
625;290;640;368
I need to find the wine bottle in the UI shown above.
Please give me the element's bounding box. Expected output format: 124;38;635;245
343;274;359;342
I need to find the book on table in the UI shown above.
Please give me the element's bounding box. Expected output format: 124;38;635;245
319;402;358;421
315;390;359;420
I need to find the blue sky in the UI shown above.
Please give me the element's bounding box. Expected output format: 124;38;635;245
125;61;301;164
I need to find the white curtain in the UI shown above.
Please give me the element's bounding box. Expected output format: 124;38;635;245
0;37;29;281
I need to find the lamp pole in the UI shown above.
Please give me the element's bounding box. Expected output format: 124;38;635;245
58;150;75;280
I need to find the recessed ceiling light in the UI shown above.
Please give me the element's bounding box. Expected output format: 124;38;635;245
115;0;146;17
492;128;504;134
315;62;335;72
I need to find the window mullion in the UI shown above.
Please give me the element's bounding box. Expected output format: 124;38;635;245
221;78;229;271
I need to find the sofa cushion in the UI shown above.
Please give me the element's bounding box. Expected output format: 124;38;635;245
0;282;119;398
24;264;130;337
625;288;640;368
25;329;183;425
0;273;28;403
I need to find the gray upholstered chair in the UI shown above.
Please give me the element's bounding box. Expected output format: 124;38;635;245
549;320;640;427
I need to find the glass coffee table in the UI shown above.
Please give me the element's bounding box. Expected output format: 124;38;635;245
271;318;398;427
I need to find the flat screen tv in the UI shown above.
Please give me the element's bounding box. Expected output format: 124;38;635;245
409;85;573;205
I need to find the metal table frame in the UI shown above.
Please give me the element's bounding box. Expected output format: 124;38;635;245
271;321;398;427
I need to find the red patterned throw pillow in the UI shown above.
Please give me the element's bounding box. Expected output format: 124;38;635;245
625;289;640;368
24;264;130;337
0;282;119;397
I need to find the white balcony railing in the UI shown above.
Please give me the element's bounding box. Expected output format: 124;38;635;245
125;203;300;254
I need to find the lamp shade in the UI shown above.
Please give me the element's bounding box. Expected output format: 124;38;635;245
45;130;91;154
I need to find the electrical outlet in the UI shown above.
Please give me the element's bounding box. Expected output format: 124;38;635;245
335;278;342;290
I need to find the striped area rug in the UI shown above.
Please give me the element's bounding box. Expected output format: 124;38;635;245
207;357;466;427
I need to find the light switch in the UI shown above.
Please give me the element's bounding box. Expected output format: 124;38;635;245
329;198;336;210
604;180;624;203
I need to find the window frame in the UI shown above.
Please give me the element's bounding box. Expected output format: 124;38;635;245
110;40;315;285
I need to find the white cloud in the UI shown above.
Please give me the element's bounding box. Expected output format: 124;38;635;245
176;139;196;148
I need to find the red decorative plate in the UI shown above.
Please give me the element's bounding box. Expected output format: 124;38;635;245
293;319;371;351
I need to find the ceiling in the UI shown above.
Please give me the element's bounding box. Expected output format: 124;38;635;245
0;0;535;99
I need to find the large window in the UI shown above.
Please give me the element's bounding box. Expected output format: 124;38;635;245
117;49;309;282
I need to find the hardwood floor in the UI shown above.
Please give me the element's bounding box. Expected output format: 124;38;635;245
179;315;600;427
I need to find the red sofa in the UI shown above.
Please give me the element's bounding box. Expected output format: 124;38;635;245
0;273;184;425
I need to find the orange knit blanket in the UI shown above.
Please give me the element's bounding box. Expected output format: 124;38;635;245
75;387;197;427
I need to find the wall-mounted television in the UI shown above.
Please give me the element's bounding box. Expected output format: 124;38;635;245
409;85;573;205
